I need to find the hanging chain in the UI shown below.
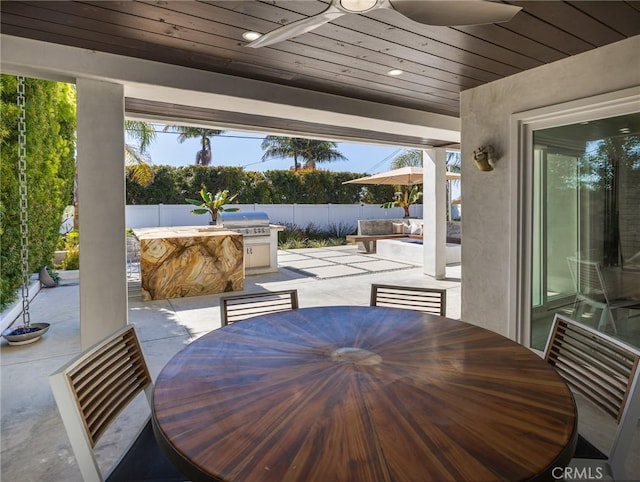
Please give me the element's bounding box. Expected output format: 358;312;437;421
17;76;31;329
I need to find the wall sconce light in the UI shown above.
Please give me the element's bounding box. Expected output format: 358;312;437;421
473;145;496;172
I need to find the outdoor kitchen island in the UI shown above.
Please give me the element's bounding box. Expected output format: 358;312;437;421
134;226;244;301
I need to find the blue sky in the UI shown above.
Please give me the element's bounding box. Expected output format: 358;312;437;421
134;123;405;174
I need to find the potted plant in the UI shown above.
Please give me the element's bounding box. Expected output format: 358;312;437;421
381;186;423;218
39;266;60;287
186;188;240;224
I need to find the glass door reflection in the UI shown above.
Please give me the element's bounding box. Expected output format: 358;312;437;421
530;112;640;350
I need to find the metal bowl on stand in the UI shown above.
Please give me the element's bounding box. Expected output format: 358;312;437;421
2;323;51;345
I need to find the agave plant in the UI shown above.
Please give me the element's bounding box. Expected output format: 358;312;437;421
186;189;239;224
381;186;423;218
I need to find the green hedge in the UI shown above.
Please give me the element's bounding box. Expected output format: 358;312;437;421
1;76;76;310
126;165;398;204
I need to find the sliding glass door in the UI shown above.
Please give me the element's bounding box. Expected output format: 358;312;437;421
530;112;640;350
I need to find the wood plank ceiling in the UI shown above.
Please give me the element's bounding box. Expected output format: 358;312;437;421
2;1;639;118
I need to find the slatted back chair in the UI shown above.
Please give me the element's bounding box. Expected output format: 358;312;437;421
370;284;446;316
544;314;640;480
567;257;608;302
220;289;299;326
567;257;615;332
568;257;640;334
50;325;185;482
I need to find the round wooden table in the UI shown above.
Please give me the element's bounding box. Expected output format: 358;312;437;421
152;306;577;482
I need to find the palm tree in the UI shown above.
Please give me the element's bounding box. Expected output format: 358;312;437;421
261;136;302;171
125;120;156;186
446;151;461;176
162;125;225;166
390;148;461;189
300;140;347;169
390;149;422;169
390;149;461;173
261;136;346;171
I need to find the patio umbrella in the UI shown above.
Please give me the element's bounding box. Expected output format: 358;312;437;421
343;166;459;186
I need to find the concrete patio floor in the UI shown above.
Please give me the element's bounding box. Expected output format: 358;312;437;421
1;246;638;481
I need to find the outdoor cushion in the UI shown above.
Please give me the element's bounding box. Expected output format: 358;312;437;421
409;221;422;235
392;222;404;234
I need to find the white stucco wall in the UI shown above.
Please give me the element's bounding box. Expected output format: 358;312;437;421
460;35;640;338
77;79;128;349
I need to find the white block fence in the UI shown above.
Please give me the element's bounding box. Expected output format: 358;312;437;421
125;203;423;230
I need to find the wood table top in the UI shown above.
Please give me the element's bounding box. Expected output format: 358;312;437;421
152;306;577;482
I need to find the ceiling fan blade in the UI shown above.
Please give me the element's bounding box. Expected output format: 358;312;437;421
246;4;345;48
388;0;522;26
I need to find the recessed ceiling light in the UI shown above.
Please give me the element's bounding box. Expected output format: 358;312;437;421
242;31;262;42
619;127;631;134
387;69;403;76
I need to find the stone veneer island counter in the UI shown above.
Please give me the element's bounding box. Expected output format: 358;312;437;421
134;226;244;301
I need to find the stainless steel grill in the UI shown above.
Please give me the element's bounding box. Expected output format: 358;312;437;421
218;211;270;236
218;211;279;275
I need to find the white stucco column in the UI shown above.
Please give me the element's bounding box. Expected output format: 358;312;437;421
76;78;127;349
423;148;447;279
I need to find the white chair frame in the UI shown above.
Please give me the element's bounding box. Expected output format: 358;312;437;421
50;325;154;481
566;257;640;334
544;314;640;480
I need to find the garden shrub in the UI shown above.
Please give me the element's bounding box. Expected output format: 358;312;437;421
277;222;307;246
126;165;182;204
307;239;330;248
277;222;350;249
1;76;76;310
126;165;398;205
61;246;80;270
262;170;305;203
326;222;357;238
302;222;325;240
57;229;80;270
327;238;349;247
